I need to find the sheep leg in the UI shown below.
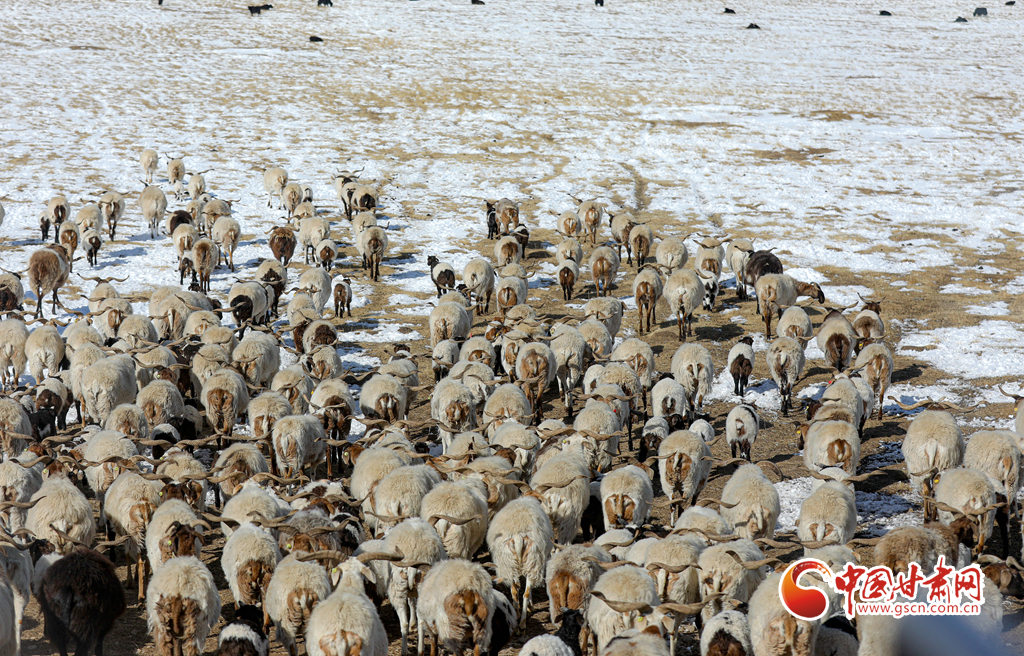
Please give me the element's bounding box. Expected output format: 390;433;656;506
396;599;410;656
138;554;146;604
520;576;533;630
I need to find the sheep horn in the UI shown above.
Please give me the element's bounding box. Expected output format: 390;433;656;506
847;537;884;546
428;514;481;526
297;550;350;563
756;538;799;549
48;524;85;546
654;594;723;616
201;513;241;528
698;498;739;509
997;385;1023;402
355;547;405;564
0;498;43;511
725;551;782;570
589;591;653;614
93;535;131;550
886;396;934;412
645;562;693;574
798;538;842;549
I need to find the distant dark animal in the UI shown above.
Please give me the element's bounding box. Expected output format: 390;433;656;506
217;605;269;656
38;547;126;656
248;4;272;15
486;204;498;239
310;35;324;42
879;10;891;15
747;23;760;28
471;0;485;4
595;0;603;5
1007;2;1016;6
724;7;735;12
318;0;333;5
955;16;968;21
974;7;988;14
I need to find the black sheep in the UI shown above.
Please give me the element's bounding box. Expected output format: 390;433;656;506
37;547;126;656
217;605;269;656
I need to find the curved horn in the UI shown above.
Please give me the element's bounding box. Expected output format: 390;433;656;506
590;590;654;614
886;396;933;412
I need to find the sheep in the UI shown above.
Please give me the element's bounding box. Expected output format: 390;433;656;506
155;449;208;511
297;217;330;265
748;573;818;656
304;557;389;656
588;246;620;297
139;184;168;239
81;355;137;426
516;341;557;423
79;227;102;267
697;539;771;623
550;257;579;302
600;465;653;530
673;506;731;546
262;167;288;208
0;397;29;458
654;236;688;273
727;336;755;397
550;323;587;417
658;430;711;523
460;258;496;315
628;224;654;268
545;545;610;632
138;378;186;430
0;449;43;534
555;239;584;268
421;480;488;560
495;276;528;317
297;267;333;314
432;378;479;454
27;243;71;318
628;267;662;334
934;467;1000;555
0;272;24;318
776;305;812;342
199;367;249;440
217;605;269;656
767;337;805;416
37;546;126;656
264;551;332;656
574;320;611;364
416;559;495;656
191;237;218;293
853;342;893;420
700;610;752;656
360;226;389;281
0;320;28;390
964;430;1021;519
796;480;857;551
485;198;520;235
720;463;780;540
800;420;860;475
852;298;884;347
350;446;411;517
359;373;409;423
584;298;623;342
44;194;70;239
531;452;592;545
103;471;161;602
555;209;580;238
147;556;221;656
222;523;281;611
671;343;714;416
209;215;242;271
664;268;703;340
586;563;661;651
815;309;857;372
220;485;286;540
272;415;326;479
58;219;81;271
491;422;540;471
485;497;553;629
233;331;279;387
369;465;442;536
138;148;160;184
28;473;96;554
724;404;759;462
754;274;824;339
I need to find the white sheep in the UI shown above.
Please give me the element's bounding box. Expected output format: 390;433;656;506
671;343;714;416
658;430;711;523
720;463;780;540
663;268;703;340
697;539;771;624
80;354;137;425
416;559;495;656
486;496;553;629
599;465;653;530
27;474;95;555
381;518;449;656
777;305;812;342
103;471;161;602
700;609;752;656
801;420;860;475
531;452;591;545
748;573;819;656
816;309;858;372
767;337;805;416
371;465;442;536
586;563;660;651
222;522;282;609
140;184;168;239
725;404;759;462
796;480;857;549
934;467;999;554
146;556;222;656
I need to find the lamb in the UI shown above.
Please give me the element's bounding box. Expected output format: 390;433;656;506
201;367;250;438
28;473;96;554
658;430;711;523
486;497;553;629
727;336;755;397
588;246;620;297
147;556;222;656
726;404;759;461
720;463;780;540
265;552;332;656
800;419;861;475
139;184;168;239
222;523;281;610
27;243;70;318
748;573;818;656
754;274;824;339
217;605;269;656
671;343;714;416
585;563;660;651
816;309;858;372
796;480;857;549
853;342;893;420
416;559;496;656
600;465;653;530
700;610;752;656
37;546;126;656
272;415;326;479
697;539;771;623
0;320;29;391
664;268;703;340
767;337;805;416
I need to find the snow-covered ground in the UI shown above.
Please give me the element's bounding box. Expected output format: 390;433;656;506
1;0;1023;644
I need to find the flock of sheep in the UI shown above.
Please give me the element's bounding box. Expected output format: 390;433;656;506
0;147;1019;656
